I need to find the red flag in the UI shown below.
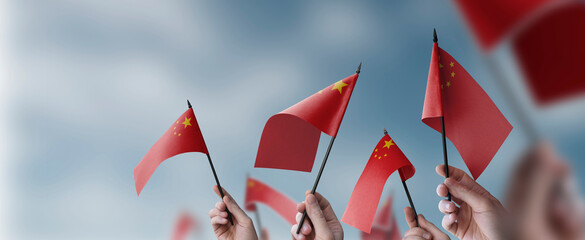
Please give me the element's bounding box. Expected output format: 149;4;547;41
134;108;208;195
244;177;297;225
255;73;359;172
452;0;560;51
172;212;196;240
341;133;415;233
422;44;513;179
361;196;402;240
512;1;585;105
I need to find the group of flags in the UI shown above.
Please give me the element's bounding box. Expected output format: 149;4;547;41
132;1;585;238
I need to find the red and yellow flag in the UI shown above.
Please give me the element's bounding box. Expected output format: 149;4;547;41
134;107;208;196
422;43;512;179
342;133;415;233
244;177;297;225
255;72;358;172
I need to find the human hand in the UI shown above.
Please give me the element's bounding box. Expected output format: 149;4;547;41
506;142;585;240
403;207;450;240
291;191;343;240
436;165;505;240
209;185;258;240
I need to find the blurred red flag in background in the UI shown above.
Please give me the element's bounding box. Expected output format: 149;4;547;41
172;212;197;240
422;44;512;179
360;196;402;240
134;108;209;196
255;73;358;172
244;177;297;225
453;0;560;50
342;133;415;233
512;1;585;105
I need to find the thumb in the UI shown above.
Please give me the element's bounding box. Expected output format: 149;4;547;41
222;194;251;223
444;178;493;211
305;194;329;234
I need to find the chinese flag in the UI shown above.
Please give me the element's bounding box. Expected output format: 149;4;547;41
452;0;560;51
134;107;208;196
422;43;513;179
512;1;585;105
172;212;197;240
244;177;297;225
255;72;358;172
341;133;415;233
361;196;402;240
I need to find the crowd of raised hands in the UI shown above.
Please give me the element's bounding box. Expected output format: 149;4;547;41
209;142;585;240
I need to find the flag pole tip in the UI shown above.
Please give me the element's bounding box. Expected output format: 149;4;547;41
433;28;438;43
356;62;362;74
383;128;388;135
187;99;192;108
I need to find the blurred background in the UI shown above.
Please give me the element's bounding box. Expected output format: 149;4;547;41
0;0;583;239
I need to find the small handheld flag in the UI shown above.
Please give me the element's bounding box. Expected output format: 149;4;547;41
134;100;233;224
341;130;415;233
422;30;512;180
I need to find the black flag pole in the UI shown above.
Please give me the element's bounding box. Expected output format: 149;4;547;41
295;62;361;234
434;29;452;201
188;100;234;225
383;128;419;227
402;180;419;227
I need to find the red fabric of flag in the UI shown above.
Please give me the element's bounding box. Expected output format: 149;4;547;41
244;177;297;225
255;74;358;172
453;0;560;51
422;45;513;179
134;108;208;196
342;134;415;233
172;212;196;240
512;1;585;105
361;196;402;240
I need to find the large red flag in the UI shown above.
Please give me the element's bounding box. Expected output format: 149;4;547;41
342;133;415;233
172;212;197;240
452;0;561;51
361;196;402;240
244;177;297;225
512;1;585;105
134;107;208;195
422;43;513;179
255;73;358;172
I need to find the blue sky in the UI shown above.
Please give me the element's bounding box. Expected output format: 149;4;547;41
2;0;584;239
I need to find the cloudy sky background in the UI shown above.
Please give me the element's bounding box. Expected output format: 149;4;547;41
1;0;584;239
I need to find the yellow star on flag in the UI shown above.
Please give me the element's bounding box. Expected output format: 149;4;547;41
451;72;455;78
383;140;394;149
439;63;444;68
182;117;192;128
450;62;454;67
447;81;451;87
248;180;254;187
331;80;348;94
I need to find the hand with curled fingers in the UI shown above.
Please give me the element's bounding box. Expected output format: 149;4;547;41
402;207;450;240
209;185;258;240
290;191;343;240
436;165;506;240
